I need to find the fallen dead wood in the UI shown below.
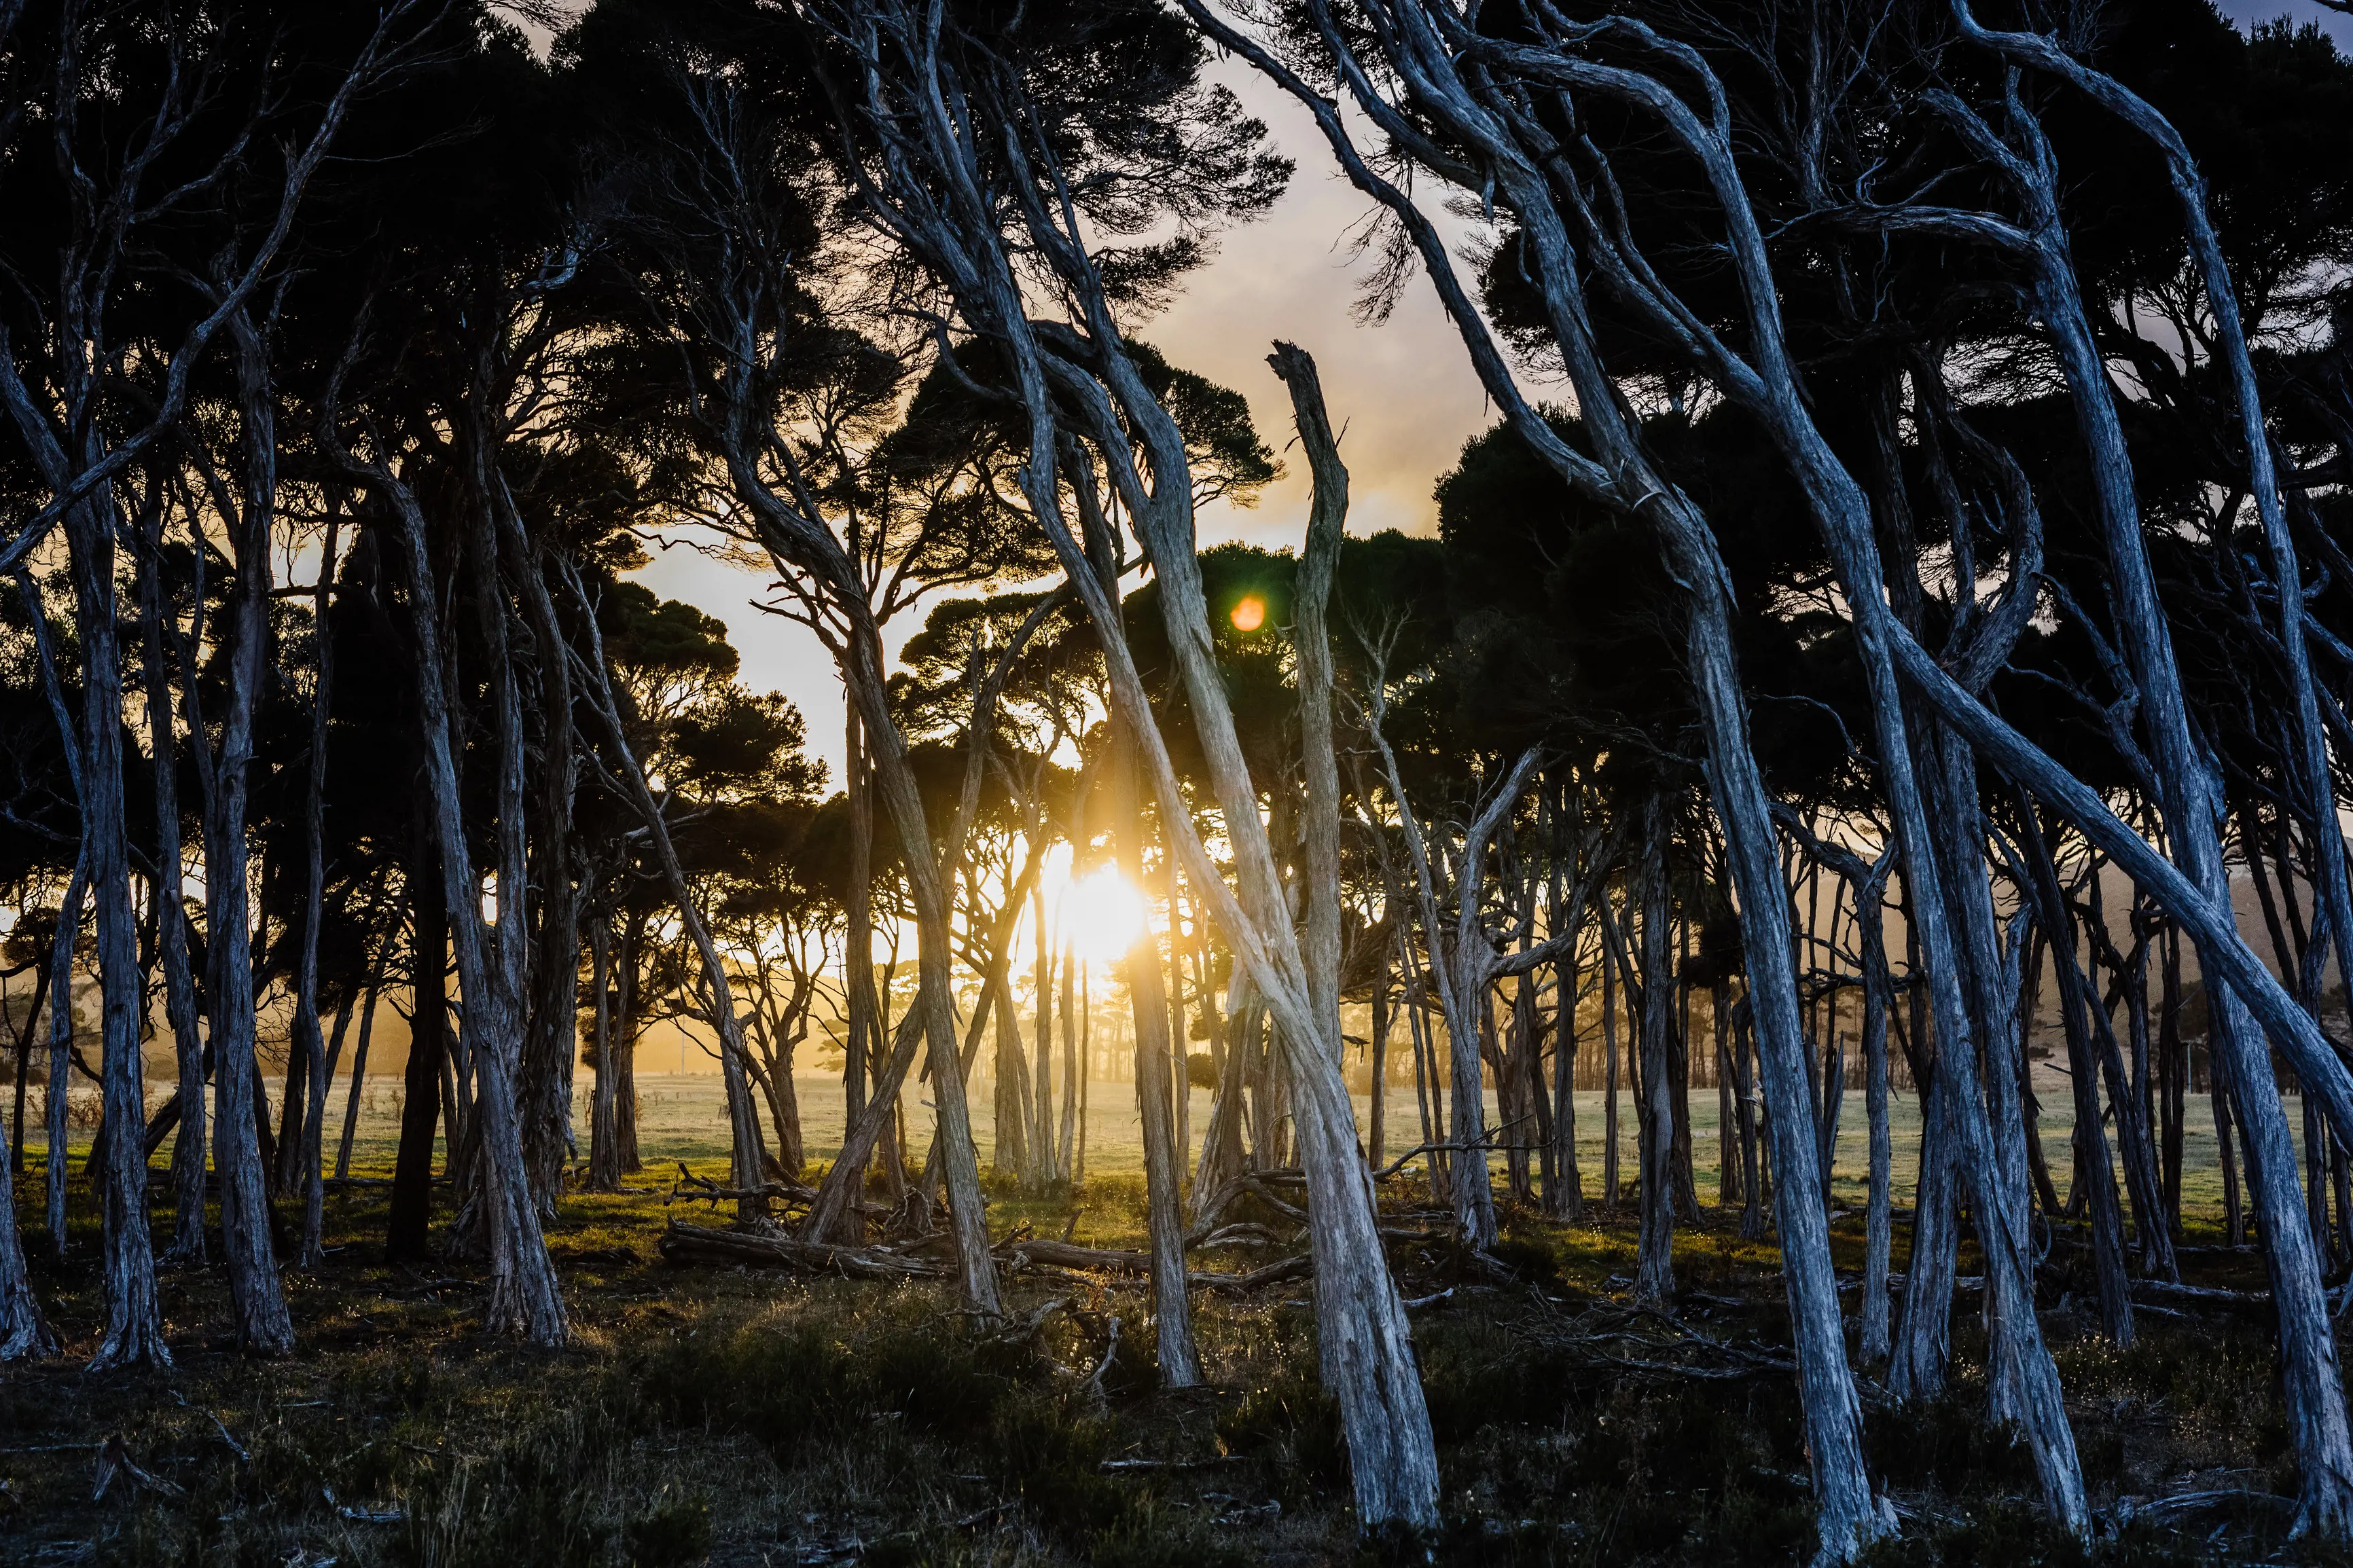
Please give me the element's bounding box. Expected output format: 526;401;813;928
658;1220;946;1281
1185;1174;1308;1243
667;1163;821;1208
1098;1455;1249;1472
999;1237;1312;1294
1195;1254;1312;1294
1000;1238;1148;1273
2130;1279;2269;1310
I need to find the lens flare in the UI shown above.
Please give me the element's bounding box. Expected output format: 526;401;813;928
1229;595;1266;632
1062;865;1147;963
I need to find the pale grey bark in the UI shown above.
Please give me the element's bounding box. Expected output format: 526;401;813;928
202;308;295;1355
1109;721;1203;1387
42;854;83;1254
1633;791;1677;1308
1177;12;1896;1552
138;505;206;1265
291;522;341;1268
325;412;567;1347
0;1081;53;1357
804;10;1441;1508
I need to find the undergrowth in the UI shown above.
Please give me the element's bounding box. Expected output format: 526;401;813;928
0;1173;2328;1567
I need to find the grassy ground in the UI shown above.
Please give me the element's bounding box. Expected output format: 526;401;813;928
156;1069;2263;1220
0;1127;2344;1567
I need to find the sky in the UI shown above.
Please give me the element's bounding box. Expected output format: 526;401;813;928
628;1;2353;788
632;58;1500;785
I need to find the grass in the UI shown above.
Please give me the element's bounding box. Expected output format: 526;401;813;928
0;1078;2335;1566
21;1068;2265;1220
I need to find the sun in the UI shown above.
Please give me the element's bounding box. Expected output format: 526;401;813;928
1061;865;1147;964
1229;594;1266;632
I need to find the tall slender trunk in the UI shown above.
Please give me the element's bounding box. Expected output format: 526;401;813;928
64;478;168;1368
1858;868;1895;1366
389;792;446;1262
337;962;385;1183
403;424;565;1343
1110;720;1202;1386
289;523;340;1264
842;708;874;1197
43;857;84;1252
0;1041;53;1360
12;957;48;1179
572;591;766;1222
1550;933;1583;1219
1602;917;1620;1217
1715;971;1738;1210
614;909;642;1173
140;511;205;1265
200;316;291;1352
586;911;618;1192
1634;792;1678;1307
1060;934;1080;1180
514;551;581;1220
2016;801;2134;1344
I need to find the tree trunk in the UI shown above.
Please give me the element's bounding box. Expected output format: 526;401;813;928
390;799;446;1263
2016;801;2134;1345
587;913;619;1192
1634;790;1678;1307
841;708;876;1200
1602;917;1620;1218
614;909;641;1173
287;521;340;1266
198;331;292;1351
337;964;384;1183
514;551;581;1222
140;508;206;1266
43;857;84;1252
1858;870;1895;1365
58;473;167;1368
1110;718;1202;1386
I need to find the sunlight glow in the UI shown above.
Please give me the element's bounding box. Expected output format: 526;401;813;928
1229;595;1265;632
1060;864;1147;964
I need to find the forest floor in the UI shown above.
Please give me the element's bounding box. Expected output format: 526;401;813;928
0;1139;2345;1568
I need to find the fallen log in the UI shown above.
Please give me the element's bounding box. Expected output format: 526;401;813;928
2129;1279;2269;1310
1185;1173;1308;1243
1003;1239;1151;1273
658;1220;946;1281
1001;1237;1312;1293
